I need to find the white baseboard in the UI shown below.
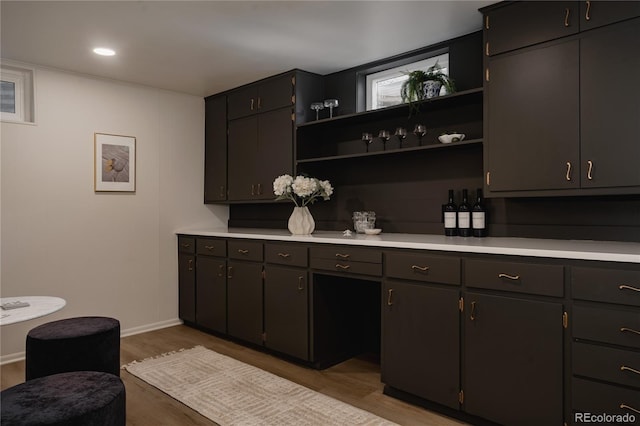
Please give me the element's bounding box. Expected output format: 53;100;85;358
0;318;184;366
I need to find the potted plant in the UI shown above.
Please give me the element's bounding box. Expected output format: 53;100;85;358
400;61;456;104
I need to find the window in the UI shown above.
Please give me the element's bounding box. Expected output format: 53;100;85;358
366;53;449;111
1;64;35;123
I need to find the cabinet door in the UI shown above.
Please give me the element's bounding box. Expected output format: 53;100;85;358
254;108;293;200
580;18;640;188
464;293;563;425
382;280;460;409
227;260;263;346
579;1;640;31
487;40;580;192
178;253;196;323
204;95;227;202
228;85;258;120
196;257;226;333
257;73;294;113
486;1;578;56
264;266;309;360
227;116;258;201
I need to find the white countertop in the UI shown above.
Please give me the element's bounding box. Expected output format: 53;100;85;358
176;228;640;264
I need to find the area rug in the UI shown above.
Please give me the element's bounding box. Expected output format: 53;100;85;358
123;345;398;426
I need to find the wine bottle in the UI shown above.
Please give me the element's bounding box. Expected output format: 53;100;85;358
457;189;471;237
444;189;457;236
472;188;487;237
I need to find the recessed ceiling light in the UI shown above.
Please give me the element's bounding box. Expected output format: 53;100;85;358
93;47;116;56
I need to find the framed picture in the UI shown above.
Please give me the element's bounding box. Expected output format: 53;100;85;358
94;133;136;192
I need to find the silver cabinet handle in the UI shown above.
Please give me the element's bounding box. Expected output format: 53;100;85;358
411;265;430;272
238;249;249;255
387;289;393;306
566;162;572;181
335;253;350;259
621;404;640;415
335;264;350;270
621;327;640;336
621;365;640;376
298;276;304;291
620;285;640;293
587;160;594;180
498;273;520;280
278;253;291;258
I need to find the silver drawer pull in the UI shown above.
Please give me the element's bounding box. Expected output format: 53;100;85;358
298;276;304;291
204;245;215;251
387;289;393;306
621;404;640;415
180;243;191;248
277;253;291;258
498;273;520;280
335;253;350;259
621;365;640;376
238;249;249;254
620;327;640;336
619;285;640;293
411;265;430;272
335;264;350;270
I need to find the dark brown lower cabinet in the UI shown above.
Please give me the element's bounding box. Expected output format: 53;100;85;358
382;280;460;409
464;293;564;426
227;260;263;346
264;265;309;360
178;253;196;323
196;256;227;333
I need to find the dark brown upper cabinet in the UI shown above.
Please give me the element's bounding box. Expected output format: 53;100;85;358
227;73;295;120
482;1;640;196
207;70;323;203
485;1;579;56
204;95;227;202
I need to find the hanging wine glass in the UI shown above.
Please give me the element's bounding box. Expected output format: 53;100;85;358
310;102;324;120
378;130;390;150
324;99;339;118
394;127;407;148
413;124;427;146
362;132;373;153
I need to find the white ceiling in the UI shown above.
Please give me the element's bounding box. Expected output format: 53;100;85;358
1;1;495;97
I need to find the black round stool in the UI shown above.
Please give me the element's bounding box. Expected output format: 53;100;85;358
26;316;120;380
1;371;125;425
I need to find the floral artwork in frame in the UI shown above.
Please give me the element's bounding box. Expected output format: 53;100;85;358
94;133;136;192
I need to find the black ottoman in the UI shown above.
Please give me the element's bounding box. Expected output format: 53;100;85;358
0;371;125;426
26;316;120;381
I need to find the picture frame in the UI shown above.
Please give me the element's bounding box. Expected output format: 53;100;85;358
94;133;136;192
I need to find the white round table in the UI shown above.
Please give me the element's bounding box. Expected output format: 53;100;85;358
0;296;66;326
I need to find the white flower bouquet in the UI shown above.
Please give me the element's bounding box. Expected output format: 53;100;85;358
273;174;333;207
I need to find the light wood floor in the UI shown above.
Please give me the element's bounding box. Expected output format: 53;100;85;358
1;325;465;426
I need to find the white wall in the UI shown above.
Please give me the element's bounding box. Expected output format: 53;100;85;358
0;65;228;362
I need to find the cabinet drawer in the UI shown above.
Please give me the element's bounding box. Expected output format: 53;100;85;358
572;267;640;307
228;240;263;262
465;259;564;297
177;236;195;254
310;258;382;277
385;252;460;285
573;342;640;389
572;377;640;416
265;243;308;267
573;304;640;349
310;246;381;264
196;238;227;257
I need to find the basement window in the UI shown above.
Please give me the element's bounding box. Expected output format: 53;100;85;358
1;64;35;123
366;53;449;111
